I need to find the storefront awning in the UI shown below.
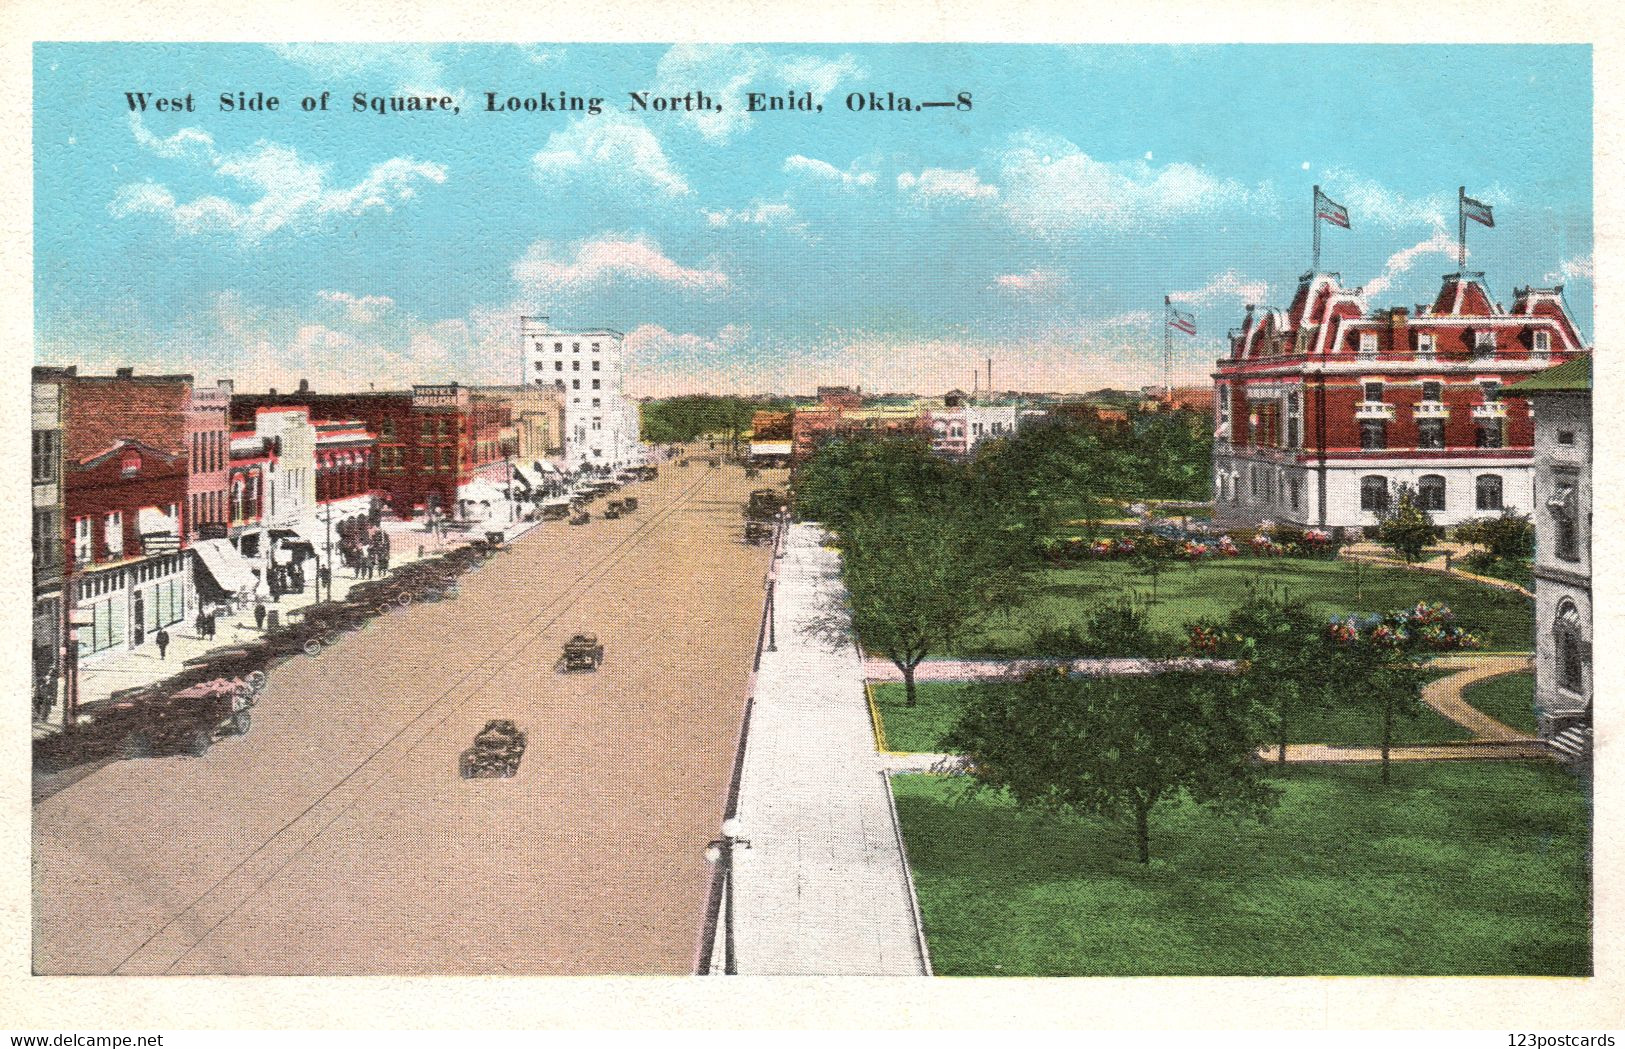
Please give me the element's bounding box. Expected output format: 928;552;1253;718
459;479;509;504
536;460;561;474
511;464;538;490
272;521;331;563
191;539;258;596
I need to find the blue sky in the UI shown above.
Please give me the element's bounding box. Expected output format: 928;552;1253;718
34;43;1592;395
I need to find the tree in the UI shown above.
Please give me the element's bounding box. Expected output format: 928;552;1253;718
793;433;955;534
1454;511;1534;565
1189;588;1332;766
1373;483;1440;563
829;502;1024;708
946;669;1278;863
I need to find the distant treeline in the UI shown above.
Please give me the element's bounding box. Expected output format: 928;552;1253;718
639;395;804;444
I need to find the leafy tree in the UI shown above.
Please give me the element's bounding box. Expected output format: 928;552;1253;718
795;434;958;534
1189;588;1333;766
1454;511;1534;565
827;502;1025;708
1031;599;1175;659
1373;484;1440;563
946;669;1278;863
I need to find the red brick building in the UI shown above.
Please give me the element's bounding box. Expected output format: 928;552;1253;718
187;380;233;542
789;387;931;464
64;439;189;660
59;370;195;662
232;382;510;519
1212;269;1586;528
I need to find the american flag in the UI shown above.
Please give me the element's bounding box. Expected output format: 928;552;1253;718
1167;305;1196;335
1462;193;1495;228
1315;187;1351;229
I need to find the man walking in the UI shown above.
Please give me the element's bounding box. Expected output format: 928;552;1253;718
254;600;267;632
155;628;170;660
205;609;216;640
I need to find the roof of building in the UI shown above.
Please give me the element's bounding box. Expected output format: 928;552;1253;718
1510;354;1591;394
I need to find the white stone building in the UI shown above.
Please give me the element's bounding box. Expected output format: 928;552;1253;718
521;316;642;469
1512;356;1591;755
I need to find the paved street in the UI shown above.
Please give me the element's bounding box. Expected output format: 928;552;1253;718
33;459;773;975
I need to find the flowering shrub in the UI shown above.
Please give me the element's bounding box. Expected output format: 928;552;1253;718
1217;535;1239;557
1250;534;1281;556
1179;539;1211;559
1325;603;1481;652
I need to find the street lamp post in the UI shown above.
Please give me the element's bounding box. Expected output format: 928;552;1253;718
704;817;751;975
324;508;334;603
765;575;777;653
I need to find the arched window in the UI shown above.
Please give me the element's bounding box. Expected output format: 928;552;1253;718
1476;474;1503;512
1554;599;1585;693
1360;475;1389;513
1417;474;1446;511
1547;480;1579;562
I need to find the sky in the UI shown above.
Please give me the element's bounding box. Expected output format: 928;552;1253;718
34;43;1592;397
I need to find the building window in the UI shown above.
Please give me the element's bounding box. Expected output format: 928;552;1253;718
33;509;58;570
573;342;581;352
1360;420;1387;450
32;431;59;483
1476;474;1503;511
1548;480;1579;562
572;379;580;390
592;379;601;390
1417;420;1445;449
592;360;601;371
104;511;123;558
1480;380;1501;402
592;398;601;408
1417;474;1446;511
1533;329;1552;355
1359;332;1378;357
555;361;564;372
1557;430;1575;446
1472;330;1496;357
1555;600;1585;693
1360;475;1389;513
1421;380;1442;402
591;342;600;351
1476;421;1504;449
1217;383;1230;427
1285;390;1301;448
572;360;580;371
1362;380;1383;402
1289;479;1302;510
1416;332;1436;357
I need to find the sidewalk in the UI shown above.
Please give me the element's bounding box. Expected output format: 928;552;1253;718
727;523;929;975
35;503;550;737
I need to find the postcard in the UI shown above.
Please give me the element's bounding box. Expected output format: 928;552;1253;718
9;24;1621;1032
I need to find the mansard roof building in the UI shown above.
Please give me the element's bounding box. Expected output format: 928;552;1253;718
1212;269;1587;529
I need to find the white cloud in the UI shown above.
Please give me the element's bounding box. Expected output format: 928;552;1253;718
897;167;998;203
653;45;863;143
128;112;219;163
1545;253;1593;284
995;133;1265;233
993;268;1063;298
1169;269;1270;308
702;201;806;234
113;125;447;243
512;236;729;292
1361;227;1460;299
317;290;396;324
782;154;876;188
532;114;690;196
1098;310;1158;329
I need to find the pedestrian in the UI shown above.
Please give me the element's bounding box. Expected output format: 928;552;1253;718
196;609;208;638
254;601;266;631
155;628;170;660
205;610;216;640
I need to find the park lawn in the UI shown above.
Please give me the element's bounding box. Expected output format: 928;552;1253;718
872;670;1467;755
959;556;1533;656
893;761;1591;976
1463;672;1540;735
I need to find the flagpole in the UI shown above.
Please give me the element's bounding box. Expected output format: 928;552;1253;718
1162;296;1171;395
1312;185;1321;273
1458;185;1466;270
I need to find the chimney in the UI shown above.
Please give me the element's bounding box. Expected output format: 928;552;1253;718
298;378;310;394
115;366;134;378
1389;306;1408;351
269;388;278;396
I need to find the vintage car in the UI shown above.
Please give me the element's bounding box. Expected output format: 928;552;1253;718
746;488;788;522
38;677;256;769
604;500;624;520
560;633;605;672
459;719;527;779
744;519;774;545
621;496;639;512
569;508;591;526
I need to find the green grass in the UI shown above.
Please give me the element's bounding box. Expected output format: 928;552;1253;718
1463;672;1539;735
959;557;1533;657
893;762;1590;976
874;669;1466;754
